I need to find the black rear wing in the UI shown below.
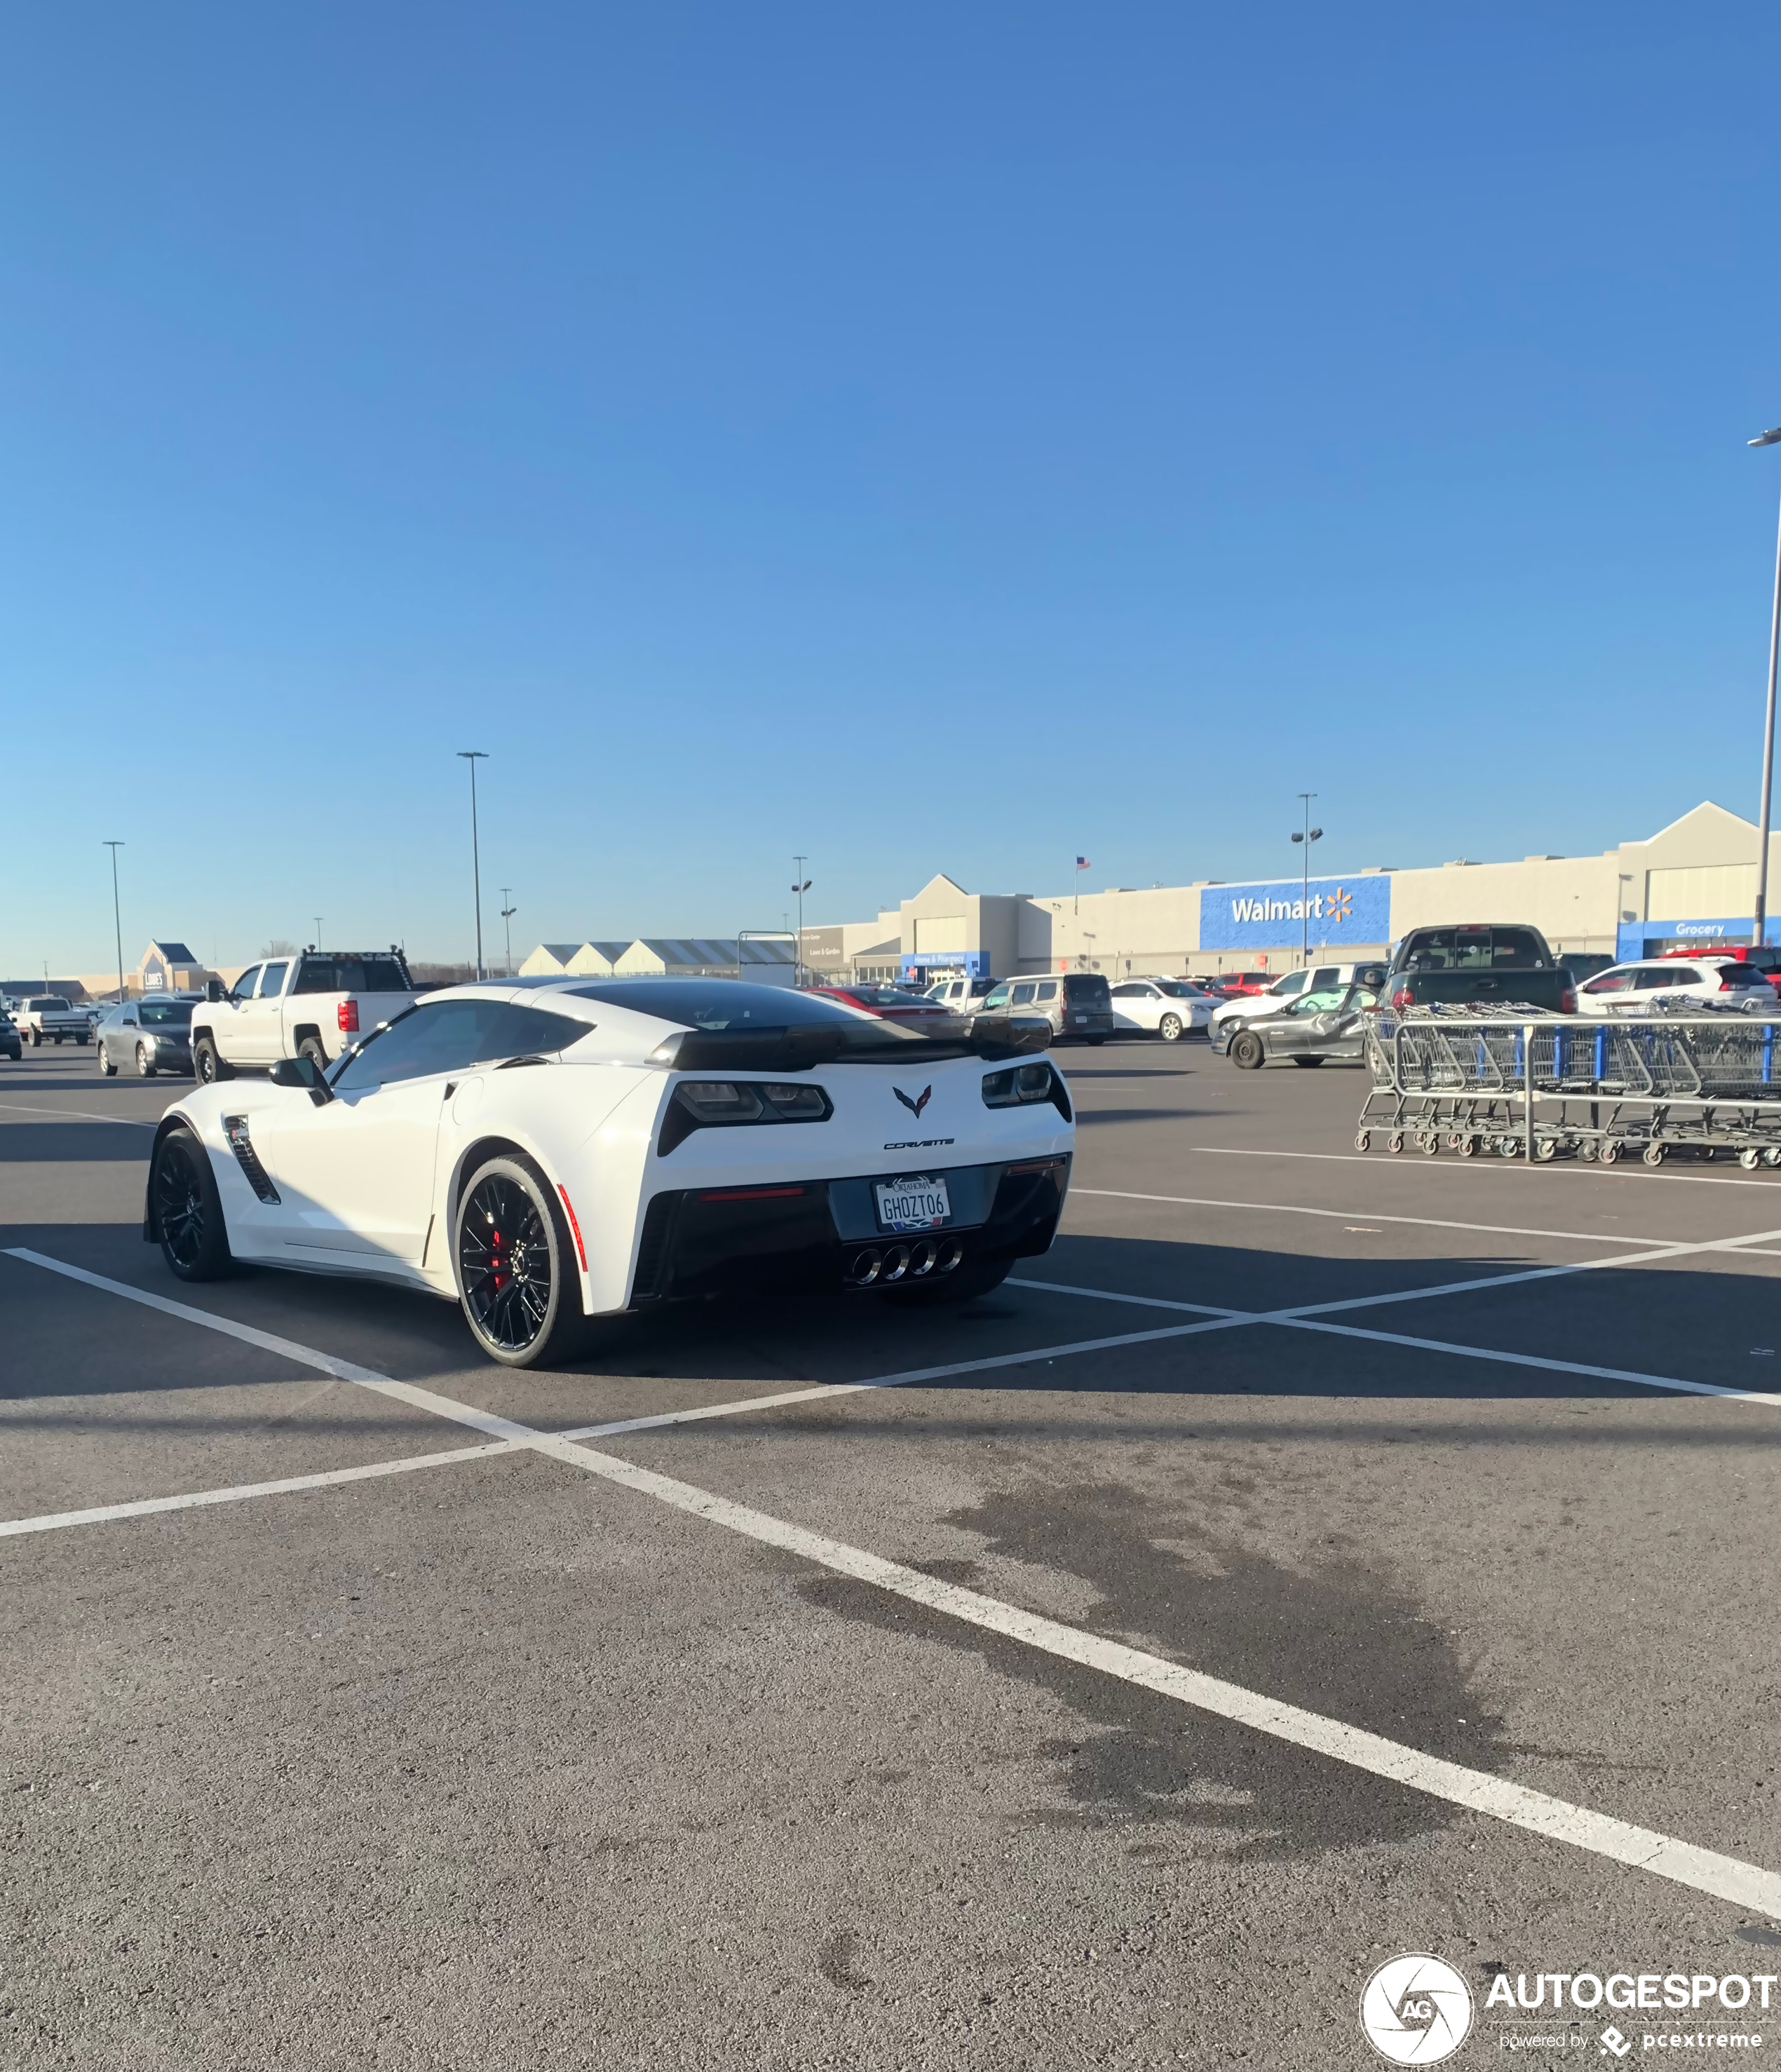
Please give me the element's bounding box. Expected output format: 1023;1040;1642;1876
647;1013;1051;1072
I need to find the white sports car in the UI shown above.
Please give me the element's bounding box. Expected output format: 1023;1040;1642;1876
144;980;1074;1367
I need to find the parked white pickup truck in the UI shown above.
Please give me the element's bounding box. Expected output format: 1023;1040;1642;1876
18;995;92;1046
190;950;417;1084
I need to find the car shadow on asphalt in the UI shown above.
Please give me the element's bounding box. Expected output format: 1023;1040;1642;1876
3;1218;1771;1420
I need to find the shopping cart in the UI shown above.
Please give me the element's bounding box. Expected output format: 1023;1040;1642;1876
1357;1008;1781;1167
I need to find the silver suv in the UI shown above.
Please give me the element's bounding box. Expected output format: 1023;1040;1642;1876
977;971;1115;1045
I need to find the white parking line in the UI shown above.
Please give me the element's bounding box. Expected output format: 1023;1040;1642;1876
543;1437;1781;1921
1071;1188;1712;1249
1284;1320;1781;1407
1193;1146;1780;1189
1010;1273;1781;1405
4;1252;1773;1919
0;1439;524;1538
0;1102;159;1128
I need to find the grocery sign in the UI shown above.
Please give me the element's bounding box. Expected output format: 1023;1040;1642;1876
1198;874;1392;952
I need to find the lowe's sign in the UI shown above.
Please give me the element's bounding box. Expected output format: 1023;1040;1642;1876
1199;874;1392;952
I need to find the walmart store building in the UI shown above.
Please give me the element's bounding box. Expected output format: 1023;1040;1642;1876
803;802;1781;985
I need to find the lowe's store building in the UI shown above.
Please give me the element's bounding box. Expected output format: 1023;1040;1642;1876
799;801;1781;987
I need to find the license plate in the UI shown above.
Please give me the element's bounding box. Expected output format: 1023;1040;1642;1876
874;1175;952;1231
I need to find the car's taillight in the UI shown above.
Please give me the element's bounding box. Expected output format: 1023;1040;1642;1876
1560;987;1577;1013
1392;987;1413;1010
1719;978;1732;991
337;999;359;1034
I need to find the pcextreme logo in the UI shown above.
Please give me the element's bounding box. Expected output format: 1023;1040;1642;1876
1361;1953;1475;2064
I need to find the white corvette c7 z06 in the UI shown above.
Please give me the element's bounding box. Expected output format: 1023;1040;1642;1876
144;979;1074;1367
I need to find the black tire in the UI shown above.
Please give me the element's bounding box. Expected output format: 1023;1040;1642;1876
136;1041;156;1078
28;1029;39;1046
297;1036;327;1072
76;1032;89;1045
1292;1055;1326;1068
454;1153;587;1368
881;1253;1014;1306
97;1043;116;1076
191;1035;233;1085
151;1128;233;1281
1158;1013;1183;1043
53;1034;64;1045
1230;1029;1265;1070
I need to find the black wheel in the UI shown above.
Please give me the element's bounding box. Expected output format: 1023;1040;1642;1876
136;1041;155;1078
192;1035;233;1084
151;1128;233;1281
1231;1030;1265;1069
454;1154;586;1368
97;1042;116;1076
76;1031;89;1045
1158;1013;1183;1043
297;1036;327;1072
1292;1055;1326;1068
1083;1035;1107;1046
881;1253;1014;1306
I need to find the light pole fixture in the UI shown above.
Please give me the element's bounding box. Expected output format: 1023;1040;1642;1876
500;888;517;978
1749;427;1781;949
313;916;323;949
791;857;812;985
102;841;126;1005
1289;794;1322;968
456;752;489;980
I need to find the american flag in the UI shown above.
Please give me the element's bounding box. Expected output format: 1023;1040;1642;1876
1076;855;1090;870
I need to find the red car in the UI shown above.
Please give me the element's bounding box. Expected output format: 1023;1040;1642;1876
1211;971;1275;997
808;984;963;1029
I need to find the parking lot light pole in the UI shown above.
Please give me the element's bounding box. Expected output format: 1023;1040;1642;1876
1289;794;1322;968
1749;428;1781;947
456;752;489;980
500;889;516;978
102;841;125;1005
791;858;811;984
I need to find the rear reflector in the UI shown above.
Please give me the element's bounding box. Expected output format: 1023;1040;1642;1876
698;1186;808;1203
557;1184;588;1269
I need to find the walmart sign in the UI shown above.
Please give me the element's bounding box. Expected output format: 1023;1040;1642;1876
1199;873;1391;952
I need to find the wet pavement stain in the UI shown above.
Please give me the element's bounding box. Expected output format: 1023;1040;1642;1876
817;1928;872;1992
796;1479;1507;1861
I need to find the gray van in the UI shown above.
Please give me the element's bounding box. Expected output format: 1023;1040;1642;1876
977;971;1114;1045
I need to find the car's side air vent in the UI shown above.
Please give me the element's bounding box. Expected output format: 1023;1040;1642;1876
632;1193;679;1302
222;1116;280;1205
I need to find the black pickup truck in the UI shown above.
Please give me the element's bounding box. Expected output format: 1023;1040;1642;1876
1386;923;1578;1015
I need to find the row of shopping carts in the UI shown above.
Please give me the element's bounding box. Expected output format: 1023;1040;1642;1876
1356;1005;1781;1168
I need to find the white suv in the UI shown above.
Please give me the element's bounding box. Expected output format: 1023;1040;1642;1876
1209;963;1375;1036
1575;959;1778;1015
1109;977;1217;1041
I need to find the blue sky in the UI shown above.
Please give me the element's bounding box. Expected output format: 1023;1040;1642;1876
2;3;1775;976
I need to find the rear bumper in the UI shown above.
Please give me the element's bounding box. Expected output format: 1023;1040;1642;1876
630;1154;1071;1305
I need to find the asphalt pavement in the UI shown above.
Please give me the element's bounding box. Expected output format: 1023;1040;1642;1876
1;1038;1776;2071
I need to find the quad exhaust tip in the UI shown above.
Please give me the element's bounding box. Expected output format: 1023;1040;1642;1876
845;1237;966;1288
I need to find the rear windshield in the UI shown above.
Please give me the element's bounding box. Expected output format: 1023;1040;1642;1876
568;978;956;1054
1719;964;1770;986
1399;928;1547;970
139;1001;194;1026
295;956;410;994
1062;974;1111;1003
29;997;71;1011
839;987;938;1008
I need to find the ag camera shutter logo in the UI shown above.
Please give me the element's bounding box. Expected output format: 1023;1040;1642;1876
1360;1953;1475;2064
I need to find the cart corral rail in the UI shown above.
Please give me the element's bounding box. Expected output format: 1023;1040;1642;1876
1356;1007;1781;1170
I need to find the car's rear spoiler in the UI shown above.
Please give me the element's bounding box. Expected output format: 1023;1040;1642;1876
648;1014;1052;1072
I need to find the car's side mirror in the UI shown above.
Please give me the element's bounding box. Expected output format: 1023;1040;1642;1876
206;979;224;1002
270;1055;332;1104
